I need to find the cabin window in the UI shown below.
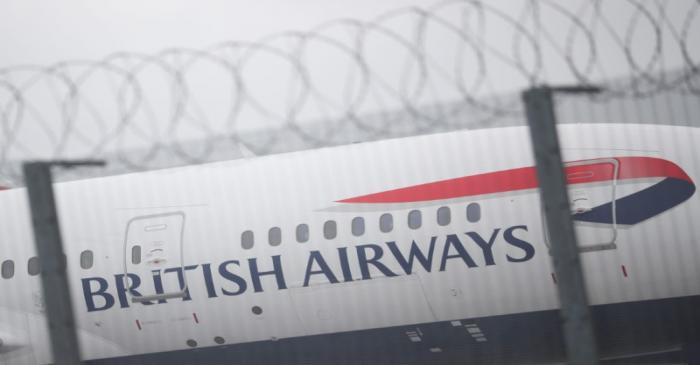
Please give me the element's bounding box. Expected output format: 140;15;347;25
1;260;14;279
408;210;422;229
351;217;365;236
323;220;337;240
131;245;141;265
80;250;94;270
379;213;393;233
467;203;481;222
437;206;451;226
296;224;309;243
268;227;282;246
27;256;41;276
241;230;255;250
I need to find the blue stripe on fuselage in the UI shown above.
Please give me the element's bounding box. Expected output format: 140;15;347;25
574;178;696;225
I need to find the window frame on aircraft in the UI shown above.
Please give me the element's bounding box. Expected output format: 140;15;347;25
131;245;141;265
408;210;422;229
241;230;255;250
268;227;282;246
27;256;41;276
467;202;481;222
296;224;309;243
323;220;337;240
351;217;365;236
437;206;451;226
1;259;14;279
379;213;393;233
80;250;94;270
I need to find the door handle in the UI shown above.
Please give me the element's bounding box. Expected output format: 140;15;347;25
131;290;188;303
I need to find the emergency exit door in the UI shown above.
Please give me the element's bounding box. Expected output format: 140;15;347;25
543;158;619;253
123;212;187;303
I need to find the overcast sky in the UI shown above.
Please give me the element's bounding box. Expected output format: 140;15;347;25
0;0;696;171
1;1;695;82
0;0;430;67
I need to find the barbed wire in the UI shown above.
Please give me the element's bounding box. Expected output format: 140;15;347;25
0;0;699;183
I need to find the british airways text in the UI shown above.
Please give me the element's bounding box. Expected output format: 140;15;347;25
81;225;534;312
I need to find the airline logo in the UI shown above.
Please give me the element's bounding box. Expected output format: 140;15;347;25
82;224;535;313
338;156;696;226
80;156;694;313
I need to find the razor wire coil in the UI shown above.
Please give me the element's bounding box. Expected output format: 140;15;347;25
0;0;699;182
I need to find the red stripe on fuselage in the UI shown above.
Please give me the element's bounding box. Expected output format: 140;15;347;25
337;157;692;204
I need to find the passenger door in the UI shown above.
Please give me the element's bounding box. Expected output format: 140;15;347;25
543;158;619;252
123;212;188;303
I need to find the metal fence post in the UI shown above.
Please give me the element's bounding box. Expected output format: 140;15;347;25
522;86;601;365
22;160;104;365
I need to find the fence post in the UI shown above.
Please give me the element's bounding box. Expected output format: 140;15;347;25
22;160;104;365
522;86;601;365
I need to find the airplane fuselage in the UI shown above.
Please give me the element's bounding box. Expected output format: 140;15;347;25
1;124;700;365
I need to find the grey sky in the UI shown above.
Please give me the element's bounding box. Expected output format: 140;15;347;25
0;0;428;67
0;0;697;178
1;1;695;88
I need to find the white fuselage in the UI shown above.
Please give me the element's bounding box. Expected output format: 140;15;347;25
1;124;699;364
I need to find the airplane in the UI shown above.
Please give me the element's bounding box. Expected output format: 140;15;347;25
1;123;699;365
